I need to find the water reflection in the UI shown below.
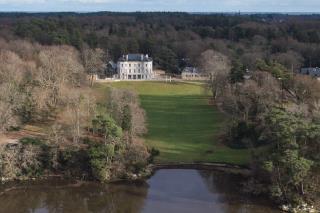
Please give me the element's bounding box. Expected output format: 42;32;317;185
198;170;277;213
0;180;148;213
0;169;280;213
143;169;279;213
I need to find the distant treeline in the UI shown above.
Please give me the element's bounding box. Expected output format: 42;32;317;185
1;12;320;73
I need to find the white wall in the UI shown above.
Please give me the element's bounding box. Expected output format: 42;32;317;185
118;61;153;80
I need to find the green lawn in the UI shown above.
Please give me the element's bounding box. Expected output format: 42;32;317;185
95;81;250;165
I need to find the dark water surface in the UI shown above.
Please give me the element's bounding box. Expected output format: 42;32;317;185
0;169;280;213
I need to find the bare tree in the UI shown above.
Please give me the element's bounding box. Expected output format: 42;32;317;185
0;50;33;131
81;46;106;86
289;75;320;108
199;49;231;100
270;50;304;73
36;45;85;113
219;71;281;121
61;88;96;144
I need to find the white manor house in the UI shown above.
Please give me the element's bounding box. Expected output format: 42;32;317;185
117;54;154;80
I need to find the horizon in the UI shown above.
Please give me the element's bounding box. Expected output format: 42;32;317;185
0;0;320;13
1;11;320;15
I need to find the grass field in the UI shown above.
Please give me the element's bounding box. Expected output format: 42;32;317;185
95;81;250;165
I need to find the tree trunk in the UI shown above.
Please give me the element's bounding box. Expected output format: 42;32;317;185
90;74;95;87
76;107;80;144
301;182;305;195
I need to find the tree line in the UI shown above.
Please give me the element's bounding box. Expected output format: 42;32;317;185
1;12;320;74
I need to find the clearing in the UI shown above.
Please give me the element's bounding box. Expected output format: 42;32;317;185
95;81;250;165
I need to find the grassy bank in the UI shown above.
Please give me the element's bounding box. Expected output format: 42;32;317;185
95;81;250;165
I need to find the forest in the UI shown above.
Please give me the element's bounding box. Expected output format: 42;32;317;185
1;12;320;74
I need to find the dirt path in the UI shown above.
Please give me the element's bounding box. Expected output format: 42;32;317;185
0;125;45;145
0;135;17;145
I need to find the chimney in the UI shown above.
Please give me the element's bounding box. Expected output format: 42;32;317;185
146;54;149;59
126;55;128;61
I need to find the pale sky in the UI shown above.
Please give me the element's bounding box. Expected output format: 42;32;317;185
0;0;319;12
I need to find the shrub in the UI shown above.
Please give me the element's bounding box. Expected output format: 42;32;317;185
88;143;115;181
20;144;43;177
148;147;160;163
19;137;44;146
92;114;123;143
121;104;132;132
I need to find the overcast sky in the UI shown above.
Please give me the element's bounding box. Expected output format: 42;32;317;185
0;0;319;12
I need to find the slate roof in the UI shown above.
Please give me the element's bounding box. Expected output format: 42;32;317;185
118;54;152;62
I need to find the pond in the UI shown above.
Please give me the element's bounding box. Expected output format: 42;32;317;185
0;169;280;213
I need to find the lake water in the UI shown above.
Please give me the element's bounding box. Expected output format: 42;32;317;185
0;169;280;213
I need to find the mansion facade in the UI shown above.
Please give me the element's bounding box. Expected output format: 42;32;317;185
117;54;154;80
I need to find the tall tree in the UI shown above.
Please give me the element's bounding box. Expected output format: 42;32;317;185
81;46;106;86
199;49;231;100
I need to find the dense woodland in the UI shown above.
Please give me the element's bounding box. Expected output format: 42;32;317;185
1;12;320;74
